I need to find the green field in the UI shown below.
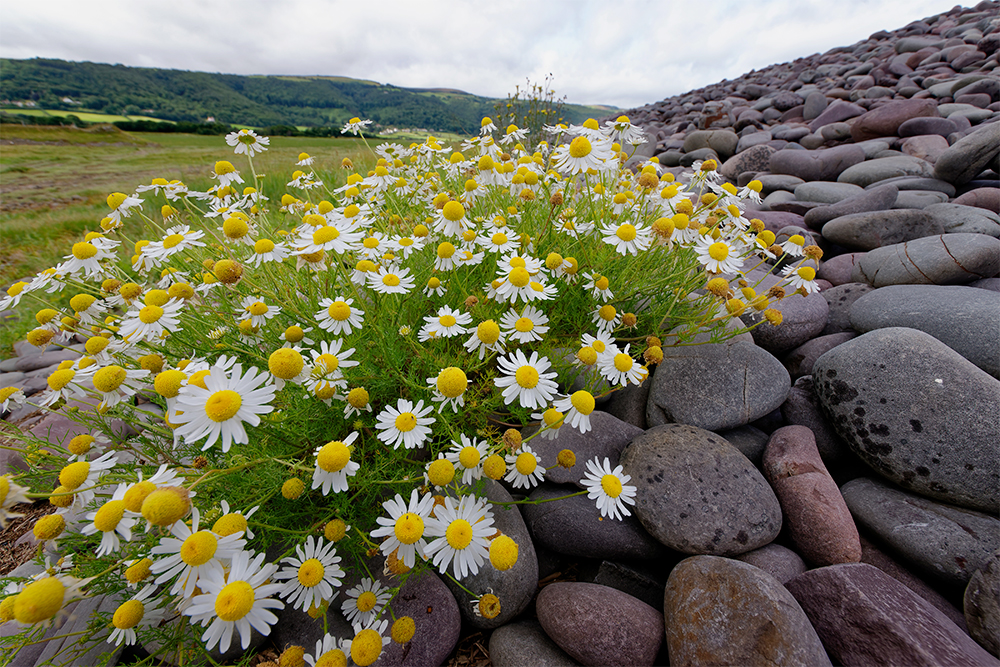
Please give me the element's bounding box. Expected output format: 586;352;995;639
1;107;172;124
0;125;383;353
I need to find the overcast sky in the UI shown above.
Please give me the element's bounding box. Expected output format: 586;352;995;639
0;0;972;109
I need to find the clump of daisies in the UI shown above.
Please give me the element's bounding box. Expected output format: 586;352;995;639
0;112;812;662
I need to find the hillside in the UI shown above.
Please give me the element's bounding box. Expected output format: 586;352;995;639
0;58;611;134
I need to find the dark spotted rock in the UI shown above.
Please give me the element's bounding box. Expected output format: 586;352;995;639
664;556;831;667
813;327;1000;513
786;563;999;667
965;550;1000;657
821;282;874;335
620;424;782;556
784;332;856;380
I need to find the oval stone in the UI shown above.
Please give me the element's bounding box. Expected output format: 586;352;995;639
620;424;782;555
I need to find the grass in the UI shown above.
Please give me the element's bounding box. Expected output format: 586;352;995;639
0;125;381;356
1;108;172;124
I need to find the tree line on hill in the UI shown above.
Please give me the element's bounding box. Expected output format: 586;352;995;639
0;58;607;134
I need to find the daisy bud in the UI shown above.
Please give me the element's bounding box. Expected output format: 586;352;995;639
768;244;784;257
557;449;576;469
644;346;664;365
464;296;479;310
622;313;637;328
549;191;564;206
124;558;153;585
213;259;243;284
141;486;191;526
281;478;305;500
474;593;501;619
324;518;348;542
278;646;306;667
767;285;787;300
27;329;55;347
725;298;746;316
706;277;731;298
502;429;522;452
192;456;208;469
764;309;783;326
33;514;66;542
391;616;416;644
804;245;824;261
675;199;694;215
483;454;506;480
749;218;765;233
341;157;353;169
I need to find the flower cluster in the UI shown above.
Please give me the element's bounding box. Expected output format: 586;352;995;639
0;117;816;662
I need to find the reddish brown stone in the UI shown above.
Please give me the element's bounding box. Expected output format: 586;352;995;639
762;425;861;566
850;98;939;142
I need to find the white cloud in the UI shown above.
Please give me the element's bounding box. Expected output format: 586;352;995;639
0;0;974;109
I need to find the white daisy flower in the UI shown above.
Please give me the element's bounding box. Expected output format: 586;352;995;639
418;306;472;341
105;192;143;225
583;272;614;301
211;499;259;539
280;323;315;349
553;391;597;435
388;234;424;259
370;488;435;568
108;584;167;647
464;319;506;360
144;225;206;262
275;535;345;612
60;240;114;279
0;386;26;415
423;276;446;297
54;450;119;509
602;222;652;256
305;634;351;667
151;507;246;598
375;399;435;450
247;238;290;267
694;235;744;275
347;618;391;666
312;431;361;495
173;362;276;453
118;298;184;344
341;577;391;627
581;457;638;520
293;223;363;257
500;305;549;344
531;406;565;441
183;550;284;653
494;349;559;410
778;233;807;257
423;495;495;580
603;115;647;146
0;475;31;528
81;483;139;557
357;231;390;260
315;297;364;336
782;263;820;294
552;134;615;175
479;229;517;254
238;296;281;329
310;339;359;383
433;241;460;271
592;304;621;334
368;265;415;295
342;117;373;135
504;444;545;489
444;434;488;485
597;344;648;388
226;128;270;156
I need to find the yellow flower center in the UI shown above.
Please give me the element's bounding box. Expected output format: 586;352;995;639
436;242;456;259
477;320;500;344
568;136;593;159
459;446;481;469
515;366;539;389
123;481;156;513
33;514;66;541
708;242;729;261
508;267;530;288
180;530;219;566
215;580;255;622
213;513;248;537
223;217;249;239
598;305;616;322
125;558;153;584
284;325;305;343
382;274;401;287
438;315;457;328
107;192;127;209
442;201;465;222
297;558;325;587
93;365;127;393
392;616;416;645
154;370;186;398
94;499;126;532
138;305;164;324
515;452;537;475
615;224;637;242
394;513;425;544
215;160;236;175
205;390;242;422
255;239;276;254
14;577;65;624
315;353;339;374
570;391;595;415
162;234;184;249
797;266;816;281
490;535;519;571
313;227;341;245
347;387;369;408
427;458;455;486
492;232;509;245
141;487;190;526
477;594;501;619
351;628;383;667
613;353;634;373
446;519;473;550
577;346;597;365
282;478;305;499
269;348;304;379
356;591;378;613
112;599;144;629
70;293;96;312
436;367;467;398
483;454;506;480
72;242;98;260
317;441;350;472
316;649;348;667
514;317;534;333
601;474;623;498
248;301;268;317
324;519;347;542
328;301;351;321
59;461;90;491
